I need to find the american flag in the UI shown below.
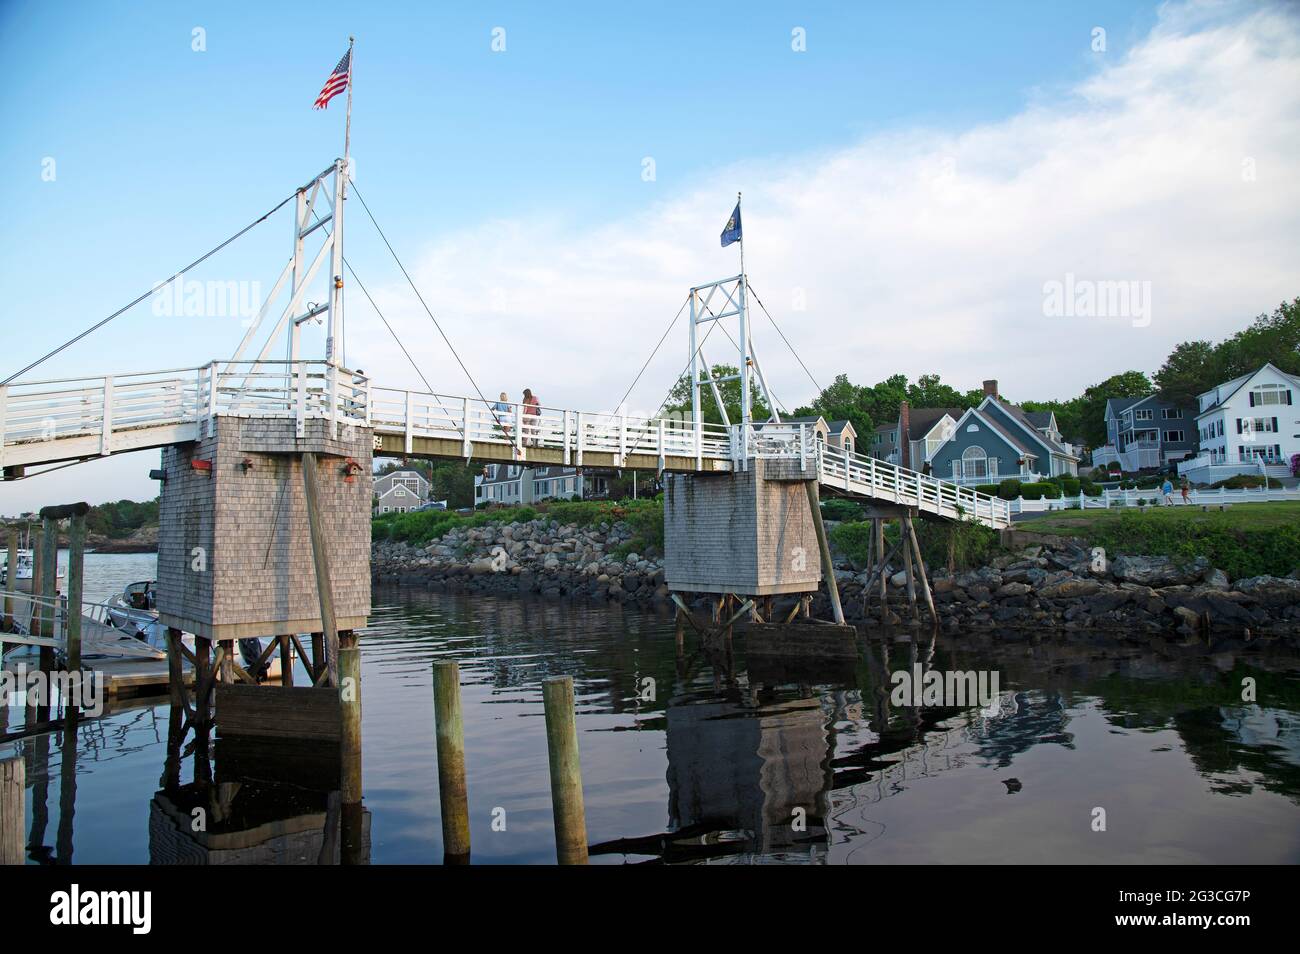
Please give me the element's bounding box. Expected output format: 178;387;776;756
313;50;351;110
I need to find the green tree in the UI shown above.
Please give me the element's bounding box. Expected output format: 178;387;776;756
664;363;771;425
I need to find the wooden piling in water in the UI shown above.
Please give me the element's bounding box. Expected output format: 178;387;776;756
542;675;588;865
279;634;294;687
30;531;43;640
904;515;938;628
3;531;16;631
339;631;362;806
39;518;57;673
65;509;85;672
805;481;845;625
0;756;22;865
432;660;471;861
901;520;919;622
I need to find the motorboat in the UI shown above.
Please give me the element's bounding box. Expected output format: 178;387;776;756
0;545;67;592
104;580;286;679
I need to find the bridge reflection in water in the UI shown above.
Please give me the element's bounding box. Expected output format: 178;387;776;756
6;590;1300;864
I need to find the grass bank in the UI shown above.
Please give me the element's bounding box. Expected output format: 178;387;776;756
1016;502;1300;579
372;498;665;556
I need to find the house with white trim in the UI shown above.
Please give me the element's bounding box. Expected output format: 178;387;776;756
1178;363;1300;483
373;469;430;515
474;464;609;506
1092;394;1198;473
928;380;1080;484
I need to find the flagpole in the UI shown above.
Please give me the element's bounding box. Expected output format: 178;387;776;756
342;35;355;198
737;190;744;280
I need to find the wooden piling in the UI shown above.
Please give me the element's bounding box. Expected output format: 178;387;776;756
432;660;471;861
0;756;22;865
904;516;938;628
302;453;340;686
339;631;362;807
195;636;212;726
30;532;43;640
804;481;845;625
901;520;919;622
3;530;16;631
39;518;56;671
874;518;887;606
65;511;85;671
542;675;588;865
279;634;294;687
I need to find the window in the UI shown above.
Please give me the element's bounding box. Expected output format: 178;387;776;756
394;488;406;497
1164;430;1184;443
1249;384;1292;407
957;445;989;479
1161;407;1183;419
1135;408;1153;421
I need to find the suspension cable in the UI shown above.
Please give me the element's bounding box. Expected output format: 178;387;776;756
2;190;299;386
611;293;690;414
346;178;506;432
746;281;825;399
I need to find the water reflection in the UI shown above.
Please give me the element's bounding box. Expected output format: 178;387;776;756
3;578;1299;864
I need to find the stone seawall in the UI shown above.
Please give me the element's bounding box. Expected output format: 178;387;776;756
371;517;1300;642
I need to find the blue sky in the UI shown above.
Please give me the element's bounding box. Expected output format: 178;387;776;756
2;0;1296;510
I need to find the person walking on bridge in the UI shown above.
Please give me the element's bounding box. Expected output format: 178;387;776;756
522;388;540;447
493;392;512;442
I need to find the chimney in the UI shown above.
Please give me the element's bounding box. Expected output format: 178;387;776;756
982;379;999;399
898;401;911;469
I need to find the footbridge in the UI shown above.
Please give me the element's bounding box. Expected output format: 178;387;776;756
0;362;1010;528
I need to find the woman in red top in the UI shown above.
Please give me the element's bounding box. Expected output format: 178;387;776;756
522;388;541;447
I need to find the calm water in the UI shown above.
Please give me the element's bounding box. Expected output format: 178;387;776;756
4;553;1300;864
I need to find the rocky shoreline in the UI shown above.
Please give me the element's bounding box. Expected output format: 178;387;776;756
371;516;1300;645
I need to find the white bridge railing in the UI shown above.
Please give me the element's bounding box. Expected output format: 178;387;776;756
369;386;733;467
741;423;1012;528
0;361;369;468
1;365;1012;526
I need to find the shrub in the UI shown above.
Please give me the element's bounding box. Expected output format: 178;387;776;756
821;498;864;522
829;521;875;569
971;484;1001;497
1211;474;1283;490
997;479;1022;500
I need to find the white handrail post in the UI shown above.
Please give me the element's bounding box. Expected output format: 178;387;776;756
295;364;308;438
404;390;414;454
563;410;572;465
462;397;472;459
657;418;666;474
513;402;524;459
619;413;627;467
100;375;114;456
205;363;218;437
362;374;372;427
695;419;703;470
799;423;806;472
327;362;340;439
576;411;585;467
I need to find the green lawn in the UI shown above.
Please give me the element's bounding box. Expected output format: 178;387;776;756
1014;502;1300;579
1020;501;1300;536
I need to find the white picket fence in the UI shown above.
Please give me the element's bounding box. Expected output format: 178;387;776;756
1010;483;1300;514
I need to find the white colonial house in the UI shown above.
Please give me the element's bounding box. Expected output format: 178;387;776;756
474;464;608;506
1179;363;1299;484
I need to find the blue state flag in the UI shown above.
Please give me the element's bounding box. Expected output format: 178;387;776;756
720;202;742;247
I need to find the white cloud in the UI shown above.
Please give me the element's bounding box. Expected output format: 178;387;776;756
350;0;1300;419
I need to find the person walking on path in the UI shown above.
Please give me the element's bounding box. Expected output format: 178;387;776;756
1161;477;1175;506
522;388;541;447
1180;478;1191;505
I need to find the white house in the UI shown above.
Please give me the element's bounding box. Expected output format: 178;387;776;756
474;464;607;506
1180;363;1299;483
375;484;422;515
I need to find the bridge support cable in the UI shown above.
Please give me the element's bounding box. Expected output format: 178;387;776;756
620;314;727;459
305;207;469;443
610;293;690;418
345;178;508;434
745;282;825;401
1;189;302;387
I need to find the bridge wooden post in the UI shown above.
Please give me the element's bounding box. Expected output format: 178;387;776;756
39;517;57;671
3;529;16;632
874;518;887;607
0;756;23;866
302;452;340;687
542;675;588;865
904;515;938;628
64;507;86;672
805;481;845;625
901;519;920;623
278;634;294;687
